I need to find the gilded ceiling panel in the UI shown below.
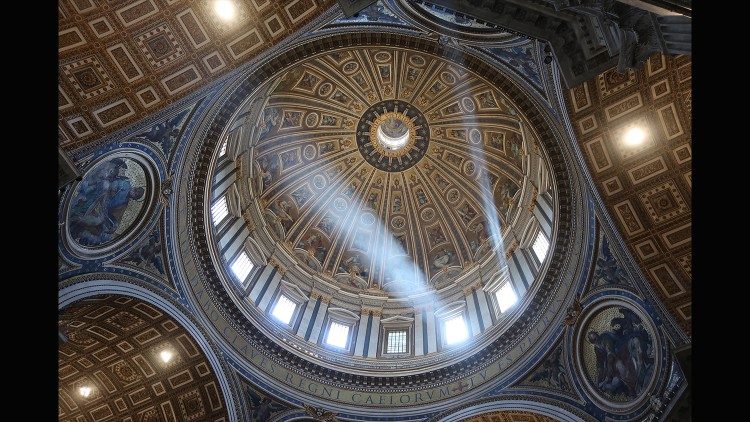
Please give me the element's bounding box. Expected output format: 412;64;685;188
565;53;692;333
58;0;335;149
58;294;228;421
462;410;559;422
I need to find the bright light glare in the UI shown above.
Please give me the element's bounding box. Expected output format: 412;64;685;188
624;127;646;146
160;350;174;363
271;295;297;325
444;315;468;345
79;386;92;398
211;196;229;225
219;138;228;156
230;251;254;282
496;282;518;313
386;330;407;353
326;322;350;348
377;124;410;151
214;0;236;20
532;232;550;262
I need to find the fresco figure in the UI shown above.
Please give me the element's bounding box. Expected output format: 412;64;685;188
416;189;428;206
317;215;334;236
257;155;278;191
427;226;446;246
69;158;146;246
433;249;454;269
527;347;569;391
268;199;294;232
339;255;368;278
392;196;402;212
586;307;654;400
258;107;280;140
593;237;629;286
129;231;164;274
367;193;379;209
246;386;286;422
299;233;327;264
132;111;186;153
319;141;335;154
457;202;476;224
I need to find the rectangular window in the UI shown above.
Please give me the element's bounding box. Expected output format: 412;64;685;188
386;330;407;354
219;138;228;157
495;282;518;313
271;294;297;325
444;314;468;345
326;321;350;349
230;251;253;282
211;196;229;226
532;231;550;262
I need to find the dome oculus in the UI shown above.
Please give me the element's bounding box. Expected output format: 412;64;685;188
357;99;429;172
374;113;412;152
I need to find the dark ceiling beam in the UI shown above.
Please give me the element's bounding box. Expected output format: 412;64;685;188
664;345;691;421
617;0;691;17
58;147;81;190
424;0;690;87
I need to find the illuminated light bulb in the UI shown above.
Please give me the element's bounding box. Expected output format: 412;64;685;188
160;350;174;363
624;127;647;146
79;386;92;398
214;0;236;20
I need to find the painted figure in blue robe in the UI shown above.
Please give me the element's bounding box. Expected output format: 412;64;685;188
130;231;164;274
69;158;145;246
586;307;654;399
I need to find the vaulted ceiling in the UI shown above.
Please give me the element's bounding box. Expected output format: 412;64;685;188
58;0;335;150
241;45;546;292
58;294;228;421
564;53;692;333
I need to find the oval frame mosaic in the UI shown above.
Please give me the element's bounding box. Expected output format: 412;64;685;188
573;297;663;413
63;150;158;258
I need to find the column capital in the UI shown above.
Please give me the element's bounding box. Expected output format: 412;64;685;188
242;208;256;230
505;241;518;259
527;186;539;211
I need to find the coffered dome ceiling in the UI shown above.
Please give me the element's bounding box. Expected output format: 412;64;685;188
188;37;566;382
240;46;541;298
174;30;587;411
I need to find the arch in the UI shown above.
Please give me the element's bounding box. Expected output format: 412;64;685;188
59;278;242;422
434;398;590;422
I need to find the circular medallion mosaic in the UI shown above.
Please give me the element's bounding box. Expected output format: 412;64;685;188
576;300;660;411
357;100;429;172
66;154;152;251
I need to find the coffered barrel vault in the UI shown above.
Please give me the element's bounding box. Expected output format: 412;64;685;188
565;53;692;333
58;0;336;149
58;294;229;422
